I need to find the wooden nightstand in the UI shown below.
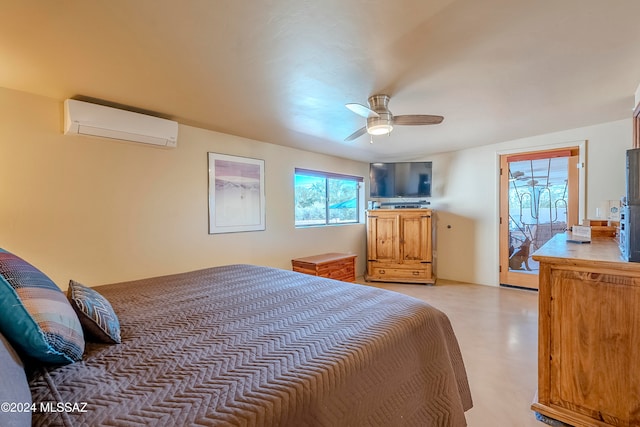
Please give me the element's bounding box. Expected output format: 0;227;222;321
291;253;357;282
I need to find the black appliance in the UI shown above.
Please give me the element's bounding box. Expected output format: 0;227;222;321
621;148;640;261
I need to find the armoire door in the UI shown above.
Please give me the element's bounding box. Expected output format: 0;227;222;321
400;213;432;263
367;213;399;262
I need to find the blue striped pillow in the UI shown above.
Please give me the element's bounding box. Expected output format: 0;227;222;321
68;280;121;344
0;249;84;364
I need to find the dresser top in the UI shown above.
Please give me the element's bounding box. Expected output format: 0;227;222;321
532;232;629;267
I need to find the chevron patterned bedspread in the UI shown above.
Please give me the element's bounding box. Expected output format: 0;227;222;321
28;264;472;426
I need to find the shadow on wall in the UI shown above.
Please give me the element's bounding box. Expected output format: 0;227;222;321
433;211;477;283
430;152;454;198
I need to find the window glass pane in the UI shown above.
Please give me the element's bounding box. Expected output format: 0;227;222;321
295;169;361;227
507;157;569;273
295;174;326;226
328;178;358;224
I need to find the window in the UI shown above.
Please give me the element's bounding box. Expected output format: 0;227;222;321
294;168;363;227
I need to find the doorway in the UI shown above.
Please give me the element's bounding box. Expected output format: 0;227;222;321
499;148;579;289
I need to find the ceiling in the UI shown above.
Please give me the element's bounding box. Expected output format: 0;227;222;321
3;0;640;162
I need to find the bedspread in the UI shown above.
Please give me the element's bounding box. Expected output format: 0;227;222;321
29;264;472;426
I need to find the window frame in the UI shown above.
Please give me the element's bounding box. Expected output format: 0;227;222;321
294;168;364;228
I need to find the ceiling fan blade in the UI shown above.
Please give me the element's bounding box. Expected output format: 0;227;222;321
346;103;379;118
344;126;367;141
393;115;444;125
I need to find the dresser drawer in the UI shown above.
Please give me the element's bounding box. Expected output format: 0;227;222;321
367;263;433;284
371;266;429;279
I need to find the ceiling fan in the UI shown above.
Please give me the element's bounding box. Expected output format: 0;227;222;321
344;94;444;142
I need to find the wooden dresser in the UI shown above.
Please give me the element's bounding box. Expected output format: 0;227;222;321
532;233;640;427
291;253;357;282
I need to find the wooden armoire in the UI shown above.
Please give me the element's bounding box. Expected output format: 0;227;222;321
365;209;435;284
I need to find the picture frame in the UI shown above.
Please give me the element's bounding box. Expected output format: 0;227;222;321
208;153;265;234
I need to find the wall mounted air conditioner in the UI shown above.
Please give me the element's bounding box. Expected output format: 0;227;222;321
63;99;178;148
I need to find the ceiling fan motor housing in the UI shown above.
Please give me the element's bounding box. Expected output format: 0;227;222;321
366;95;393;135
368;94;391;112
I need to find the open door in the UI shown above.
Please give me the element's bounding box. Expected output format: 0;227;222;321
499;148;579;290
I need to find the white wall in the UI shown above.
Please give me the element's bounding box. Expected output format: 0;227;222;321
426;120;631;286
0;87;369;288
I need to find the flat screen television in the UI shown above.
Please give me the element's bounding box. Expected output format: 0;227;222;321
369;161;432;198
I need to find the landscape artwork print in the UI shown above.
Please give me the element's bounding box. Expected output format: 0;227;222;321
208;153;265;234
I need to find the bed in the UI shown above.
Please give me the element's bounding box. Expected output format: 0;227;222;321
1;260;472;426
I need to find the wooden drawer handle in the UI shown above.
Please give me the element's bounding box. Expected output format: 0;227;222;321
379;269;385;274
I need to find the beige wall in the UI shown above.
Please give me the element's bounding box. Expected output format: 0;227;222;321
426;119;631;286
1;87;632;289
0;88;368;288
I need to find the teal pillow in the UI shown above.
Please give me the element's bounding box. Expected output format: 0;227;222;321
0;249;84;364
68;280;121;344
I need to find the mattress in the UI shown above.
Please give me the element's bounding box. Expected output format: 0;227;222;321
29;264;472;426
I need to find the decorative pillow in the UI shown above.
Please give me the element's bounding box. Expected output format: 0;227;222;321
67;280;121;344
0;248;84;364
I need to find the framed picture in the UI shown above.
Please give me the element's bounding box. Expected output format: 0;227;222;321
208;153;265;234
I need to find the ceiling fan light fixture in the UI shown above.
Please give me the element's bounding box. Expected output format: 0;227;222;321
367;123;393;135
367;114;393;135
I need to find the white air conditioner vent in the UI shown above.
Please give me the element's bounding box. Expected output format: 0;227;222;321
63;99;178;148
